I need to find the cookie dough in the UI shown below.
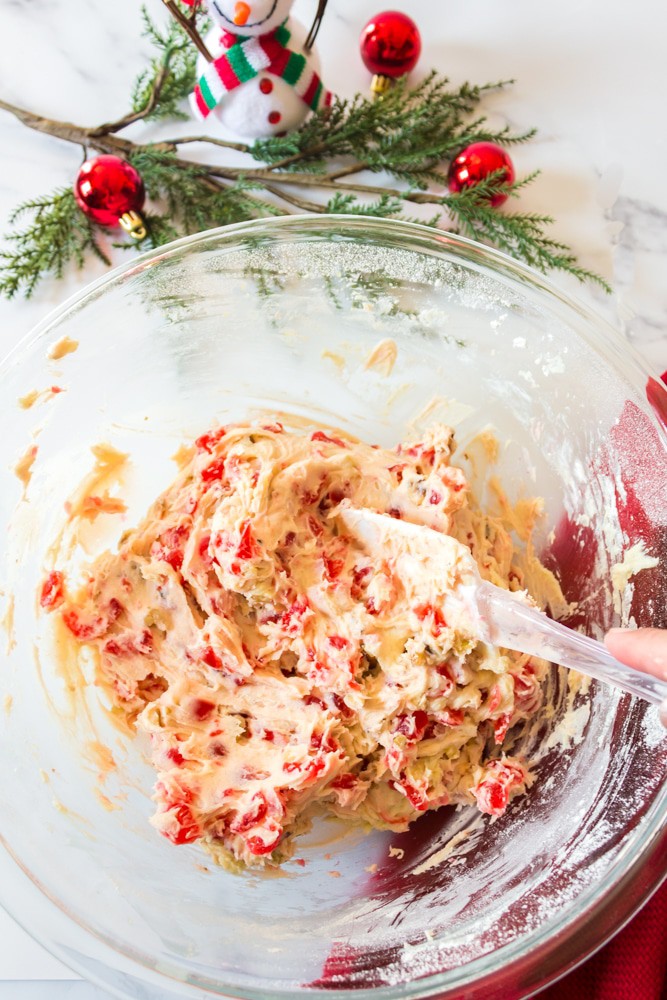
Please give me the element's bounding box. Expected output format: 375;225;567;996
46;421;546;868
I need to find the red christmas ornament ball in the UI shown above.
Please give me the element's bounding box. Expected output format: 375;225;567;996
447;142;515;208
74;155;145;227
360;11;421;78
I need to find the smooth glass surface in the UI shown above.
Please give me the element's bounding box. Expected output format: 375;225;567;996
0;217;665;1000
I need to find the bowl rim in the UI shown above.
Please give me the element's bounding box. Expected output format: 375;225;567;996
1;214;666;1000
1;829;665;1000
1;214;666;397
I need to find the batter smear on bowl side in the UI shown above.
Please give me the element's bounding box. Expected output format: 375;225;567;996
42;421;555;870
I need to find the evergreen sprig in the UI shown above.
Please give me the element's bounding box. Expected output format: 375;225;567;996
445;180;607;286
252;74;534;188
128;149;281;241
0;5;611;298
129;7;208;123
0;189;109;299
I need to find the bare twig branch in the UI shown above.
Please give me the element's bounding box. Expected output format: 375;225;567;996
0;73;610;295
0;99;436;205
155;134;251;153
199;162;447;204
264;143;331;172
90;64;172;136
262;183;327;214
0;98;135;156
324;161;368;181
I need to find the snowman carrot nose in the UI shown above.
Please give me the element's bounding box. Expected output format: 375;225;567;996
233;1;251;25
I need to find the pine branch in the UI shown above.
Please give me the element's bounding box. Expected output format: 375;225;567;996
326;192;404;218
250;75;531;183
0;23;610;296
93;5;206;133
132;5;206;122
141;212;180;248
443;183;612;292
129;149;281;232
0;189;110;299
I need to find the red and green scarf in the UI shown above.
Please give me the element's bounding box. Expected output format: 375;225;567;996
192;23;333;119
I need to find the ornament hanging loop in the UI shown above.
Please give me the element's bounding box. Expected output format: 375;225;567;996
119;210;148;241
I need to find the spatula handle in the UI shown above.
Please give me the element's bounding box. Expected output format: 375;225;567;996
477;581;667;706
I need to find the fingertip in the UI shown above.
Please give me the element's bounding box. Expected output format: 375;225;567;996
603;627;634;657
603;628;625;653
604;627;625;639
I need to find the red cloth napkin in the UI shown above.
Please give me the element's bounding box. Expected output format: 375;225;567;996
537;878;667;1000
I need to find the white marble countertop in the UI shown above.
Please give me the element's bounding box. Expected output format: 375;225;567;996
0;0;665;993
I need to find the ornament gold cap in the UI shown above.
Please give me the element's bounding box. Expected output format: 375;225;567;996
119;210;147;241
370;74;393;98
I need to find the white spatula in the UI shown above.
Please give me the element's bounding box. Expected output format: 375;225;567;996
340;506;667;707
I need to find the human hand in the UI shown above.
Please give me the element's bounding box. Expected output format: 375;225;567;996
604;628;667;727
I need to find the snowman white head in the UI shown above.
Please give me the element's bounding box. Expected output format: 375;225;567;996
207;0;327;45
208;0;294;36
190;0;331;138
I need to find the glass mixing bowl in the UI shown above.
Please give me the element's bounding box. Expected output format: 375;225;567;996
0;216;665;1000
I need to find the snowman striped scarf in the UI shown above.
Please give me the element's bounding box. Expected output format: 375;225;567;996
192;24;333;119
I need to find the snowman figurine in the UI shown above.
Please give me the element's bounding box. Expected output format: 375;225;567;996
190;0;333;138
